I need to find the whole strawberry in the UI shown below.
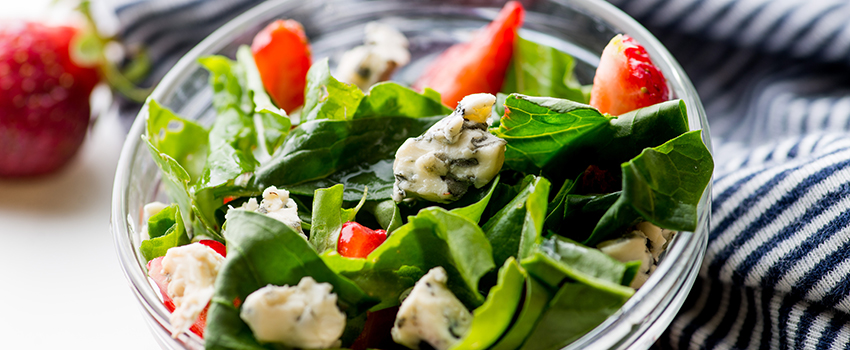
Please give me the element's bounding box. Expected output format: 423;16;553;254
0;22;99;177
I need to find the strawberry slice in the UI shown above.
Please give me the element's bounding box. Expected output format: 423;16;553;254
413;1;524;108
338;222;388;258
589;34;669;116
146;242;225;338
251;19;312;113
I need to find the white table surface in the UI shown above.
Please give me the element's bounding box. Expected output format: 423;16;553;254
0;2;159;348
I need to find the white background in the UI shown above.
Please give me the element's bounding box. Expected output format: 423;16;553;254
0;2;159;348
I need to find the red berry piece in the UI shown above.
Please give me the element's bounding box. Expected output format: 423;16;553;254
338;221;388;259
0;22;99;177
198;239;226;257
251;19;312;113
589;34;669;116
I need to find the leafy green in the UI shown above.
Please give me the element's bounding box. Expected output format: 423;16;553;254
144;100;210;233
309;184;348;254
205;210;377;350
493;94;612;175
236;45;290;157
302;58;365;123
491;275;553;350
482;175;550;267
604;99;689;163
354;82;451;118
494;96;691;182
145;99;209;184
522;235;637;290
198;55;251;115
362;199;403;233
252;115;443;200
519;279;632;350
140;204;190;262
503;36;589;104
322;207;495;310
450;175;501;225
583;130;714;246
450;258;525;350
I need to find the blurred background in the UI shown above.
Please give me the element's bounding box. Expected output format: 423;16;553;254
0;1;157;348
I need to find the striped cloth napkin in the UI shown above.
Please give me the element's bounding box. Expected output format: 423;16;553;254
108;0;850;349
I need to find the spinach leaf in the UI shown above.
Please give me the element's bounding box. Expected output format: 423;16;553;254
139;204;190;262
502;36;589;104
362;199;403;233
450;175;501;225
599;99;690;166
491;275;553;350
302;58;365;123
321;207;495;310
309;184;347;254
583;130;714;246
353;82;451;118
205;210;378;350
522;235;637;290
145;99;209;184
493;94;612;175
236;45;291;158
252;115;443;201
482;175;551;267
519;279;632;350
144;100;209;233
450;258;525;350
198;55;251;115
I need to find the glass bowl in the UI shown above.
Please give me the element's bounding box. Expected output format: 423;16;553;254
111;0;712;349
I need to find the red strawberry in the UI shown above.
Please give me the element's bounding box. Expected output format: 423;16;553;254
338;221;388;259
0;22;99;177
413;1;524;108
589;34;669;116
251;19;312;113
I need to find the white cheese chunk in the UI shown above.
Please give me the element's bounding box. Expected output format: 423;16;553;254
597;221;677;288
160;243;225;337
336;22;410;90
391;267;472;350
392;93;506;203
240;277;346;349
232;186;304;236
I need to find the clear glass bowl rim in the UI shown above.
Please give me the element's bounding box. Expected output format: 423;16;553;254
111;0;713;349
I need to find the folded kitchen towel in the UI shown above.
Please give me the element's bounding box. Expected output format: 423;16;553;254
108;0;850;349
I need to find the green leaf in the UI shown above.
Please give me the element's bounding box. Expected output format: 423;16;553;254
252;115;443;201
449;258;525;350
236;45;291;157
139;204;190;262
519;279;632;350
584;130;714;246
482;175;551;267
302;58;365;123
321;207;495;310
493;94;612;175
353;82;451;119
450;175;501;224
601;99;690;165
205;210;378;350
362;199;403;233
522;236;637;290
502;36;588;104
309;184;347;254
145;99;209;183
490;275;553;350
198;55;251;115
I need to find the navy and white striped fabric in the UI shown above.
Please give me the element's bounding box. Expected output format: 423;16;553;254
108;0;850;349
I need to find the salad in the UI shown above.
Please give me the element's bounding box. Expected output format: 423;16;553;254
139;2;713;350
